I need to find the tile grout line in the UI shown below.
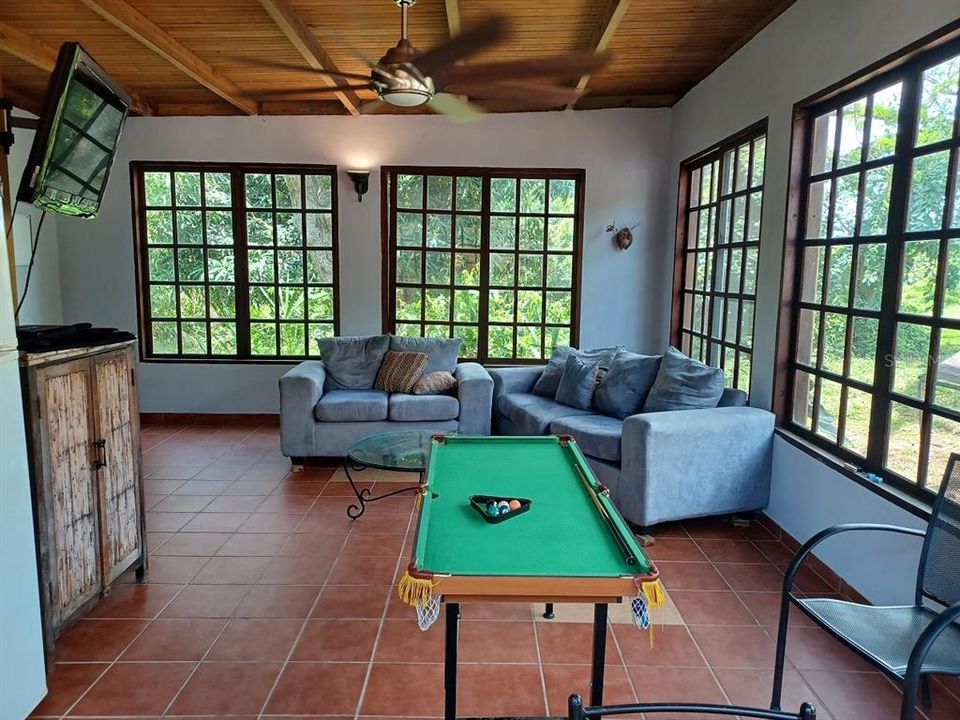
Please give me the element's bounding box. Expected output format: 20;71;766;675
255;470;355;720
687;530;840;718
55;531;215;720
352;490;418;720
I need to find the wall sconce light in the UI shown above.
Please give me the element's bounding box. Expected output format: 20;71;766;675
346;169;370;202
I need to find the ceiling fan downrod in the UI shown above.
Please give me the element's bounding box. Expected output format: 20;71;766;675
396;0;415;42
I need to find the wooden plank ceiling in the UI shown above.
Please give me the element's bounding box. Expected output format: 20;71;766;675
0;0;794;117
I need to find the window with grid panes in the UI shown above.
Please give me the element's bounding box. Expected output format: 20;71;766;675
675;125;766;393
383;168;583;363
787;41;960;497
132;163;338;360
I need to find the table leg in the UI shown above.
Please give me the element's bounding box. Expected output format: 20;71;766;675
543;603;555;619
445;602;460;720
343;463;420;519
590;603;608;707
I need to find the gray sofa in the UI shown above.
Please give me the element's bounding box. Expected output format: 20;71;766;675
279;337;493;460
489;364;774;529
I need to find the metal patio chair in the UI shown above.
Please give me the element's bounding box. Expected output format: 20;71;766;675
567;693;817;720
771;452;960;720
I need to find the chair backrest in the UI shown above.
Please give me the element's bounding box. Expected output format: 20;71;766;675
917;452;960;606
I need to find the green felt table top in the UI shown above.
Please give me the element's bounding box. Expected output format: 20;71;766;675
412;435;653;578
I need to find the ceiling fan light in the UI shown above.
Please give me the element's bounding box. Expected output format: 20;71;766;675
380;88;433;107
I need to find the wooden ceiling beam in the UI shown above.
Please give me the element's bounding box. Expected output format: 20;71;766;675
566;0;632;110
255;0;360;116
444;0;461;36
78;0;257;115
0;22;154;116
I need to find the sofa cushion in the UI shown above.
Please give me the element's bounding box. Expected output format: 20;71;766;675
390;336;462;374
532;345;622;397
643;346;725;412
389;393;460;422
497;392;593;435
375;350;429;393
555;354;600;410
593;351;662;419
318;334;390;390
550;414;624;463
314;390;388;422
412;370;458;395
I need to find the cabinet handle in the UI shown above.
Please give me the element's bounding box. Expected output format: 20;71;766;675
92;438;107;471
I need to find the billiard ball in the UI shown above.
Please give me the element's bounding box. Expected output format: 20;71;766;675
498;505;510;515
508;499;521;511
497;500;510;513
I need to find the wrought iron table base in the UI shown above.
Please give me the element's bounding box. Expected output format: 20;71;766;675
344;461;422;519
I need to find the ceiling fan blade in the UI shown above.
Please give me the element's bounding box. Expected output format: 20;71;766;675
427;93;484;123
444;80;582;107
254;83;374;98
443;52;611;84
412;16;507;77
227;57;373;82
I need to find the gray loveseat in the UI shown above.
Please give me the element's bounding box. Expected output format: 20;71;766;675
489;364;774;529
280;335;493;461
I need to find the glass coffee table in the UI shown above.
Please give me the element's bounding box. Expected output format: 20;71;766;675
343;430;436;519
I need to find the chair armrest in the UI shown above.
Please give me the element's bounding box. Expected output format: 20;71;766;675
279;361;326;457
782;523;926;595
618;406;774;526
903;601;960;690
455;362;494;435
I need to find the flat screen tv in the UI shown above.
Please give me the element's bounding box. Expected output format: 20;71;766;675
18;42;130;218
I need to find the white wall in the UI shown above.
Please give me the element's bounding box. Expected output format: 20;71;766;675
667;0;959;603
55;108;673;413
9;123;63;326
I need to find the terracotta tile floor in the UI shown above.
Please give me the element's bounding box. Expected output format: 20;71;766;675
31;422;960;720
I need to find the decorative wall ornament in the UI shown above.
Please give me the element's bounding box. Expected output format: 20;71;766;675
606;221;640;250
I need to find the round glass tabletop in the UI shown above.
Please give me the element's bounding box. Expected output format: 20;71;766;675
346;429;438;472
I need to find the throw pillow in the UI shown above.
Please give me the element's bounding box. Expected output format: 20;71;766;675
317;334;390;390
532;345;622;397
374;351;429;393
593;351;663;419
555;354;601;410
412;370;458;395
389;336;462;374
642;346;725;412
531;346;575;397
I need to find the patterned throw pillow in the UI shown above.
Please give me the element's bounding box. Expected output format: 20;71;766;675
374;351;429;393
411;371;458;395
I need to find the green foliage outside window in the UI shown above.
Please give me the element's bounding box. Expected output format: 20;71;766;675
137;164;337;360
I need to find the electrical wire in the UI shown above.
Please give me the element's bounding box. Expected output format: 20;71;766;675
15;210;46;315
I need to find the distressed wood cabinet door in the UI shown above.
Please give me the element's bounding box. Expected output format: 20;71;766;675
33;359;101;627
90;348;143;584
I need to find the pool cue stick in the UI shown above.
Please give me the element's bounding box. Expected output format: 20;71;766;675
573;463;637;566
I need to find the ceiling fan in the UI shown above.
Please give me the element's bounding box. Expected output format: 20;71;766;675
252;0;611;119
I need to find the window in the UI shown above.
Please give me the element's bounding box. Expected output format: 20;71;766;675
132;163;338;360
382;167;583;362
781;36;960;498
673;122;766;393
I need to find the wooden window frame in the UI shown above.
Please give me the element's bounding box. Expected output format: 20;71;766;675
774;21;960;502
131;161;340;363
380;166;585;365
672;119;768;395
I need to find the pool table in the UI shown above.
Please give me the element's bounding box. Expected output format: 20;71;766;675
398;434;660;720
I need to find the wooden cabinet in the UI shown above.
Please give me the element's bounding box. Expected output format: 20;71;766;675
20;340;146;656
